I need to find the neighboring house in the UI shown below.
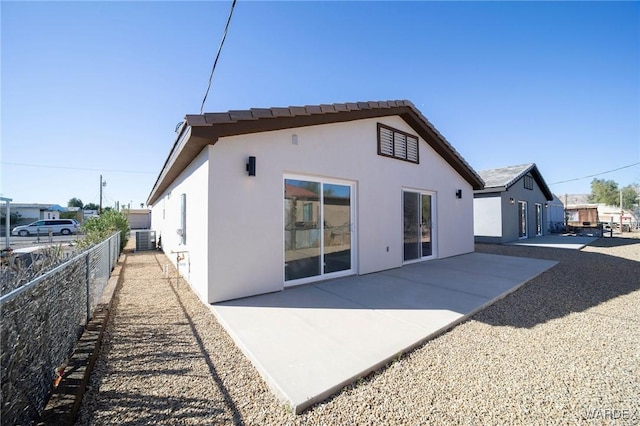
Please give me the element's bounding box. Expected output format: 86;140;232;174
147;100;484;303
126;209;152;229
9;204;66;224
473;163;553;243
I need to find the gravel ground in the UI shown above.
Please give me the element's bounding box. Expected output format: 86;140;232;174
76;234;639;425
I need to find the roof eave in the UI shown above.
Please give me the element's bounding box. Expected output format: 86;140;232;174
474;186;508;194
147;101;486;204
147;125;199;205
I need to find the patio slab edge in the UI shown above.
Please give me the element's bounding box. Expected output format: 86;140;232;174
207;303;296;411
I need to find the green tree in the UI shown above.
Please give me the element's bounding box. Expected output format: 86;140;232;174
621;185;639;209
67;197;84;208
84;202;99;210
588;179;619;206
0;211;21;225
60;211;78;220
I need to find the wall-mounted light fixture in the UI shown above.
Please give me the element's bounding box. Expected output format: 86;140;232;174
545;203;549;208
509;197;515;205
456;189;462;199
246;156;256;176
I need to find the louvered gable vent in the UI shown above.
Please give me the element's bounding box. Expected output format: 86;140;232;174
379;126;394;156
406;135;418;162
377;123;419;164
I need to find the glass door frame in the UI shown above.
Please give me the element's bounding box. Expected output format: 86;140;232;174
402;188;437;264
518;200;528;239
535;203;543;236
283;174;357;287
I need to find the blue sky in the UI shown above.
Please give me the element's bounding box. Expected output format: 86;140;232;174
2;1;639;207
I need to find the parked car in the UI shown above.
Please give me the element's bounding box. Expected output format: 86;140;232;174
12;219;80;236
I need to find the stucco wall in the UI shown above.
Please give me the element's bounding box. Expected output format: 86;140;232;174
201;116;474;302
501;179;549;242
127;211;151;229
473;196;502;238
12;207;41;222
150;148;211;302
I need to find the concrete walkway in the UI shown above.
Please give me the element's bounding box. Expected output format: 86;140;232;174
210;252;557;413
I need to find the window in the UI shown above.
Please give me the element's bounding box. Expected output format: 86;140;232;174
302;203;313;223
524;175;534;190
378;123;419;163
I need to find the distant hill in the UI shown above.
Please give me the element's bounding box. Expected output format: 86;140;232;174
555;194;591;206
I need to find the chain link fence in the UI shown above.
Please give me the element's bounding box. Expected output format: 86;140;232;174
0;232;120;425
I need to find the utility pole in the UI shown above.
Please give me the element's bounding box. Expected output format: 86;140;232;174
99;175;107;214
564;193;568;230
99;175;103;214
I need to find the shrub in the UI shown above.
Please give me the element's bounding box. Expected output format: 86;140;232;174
79;209;129;251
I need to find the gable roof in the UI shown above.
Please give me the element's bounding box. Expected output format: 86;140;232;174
475;163;553;201
147;100;484;205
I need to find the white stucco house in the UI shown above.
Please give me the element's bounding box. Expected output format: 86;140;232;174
147;100;484;303
473;163;554;243
9;204;66;222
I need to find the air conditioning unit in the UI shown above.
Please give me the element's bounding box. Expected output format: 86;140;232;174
135;230;156;251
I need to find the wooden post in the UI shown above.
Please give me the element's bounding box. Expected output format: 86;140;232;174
620;190;624;233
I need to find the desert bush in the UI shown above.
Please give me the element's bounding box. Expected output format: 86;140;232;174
79;209;129;251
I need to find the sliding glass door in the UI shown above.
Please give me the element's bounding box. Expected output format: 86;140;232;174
518;201;528;239
284;177;354;284
535;203;543;236
403;190;435;262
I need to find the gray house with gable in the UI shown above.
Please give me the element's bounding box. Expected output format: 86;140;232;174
473;163;554;243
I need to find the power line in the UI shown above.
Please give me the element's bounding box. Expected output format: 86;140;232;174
200;0;237;114
1;161;156;174
548;162;640;185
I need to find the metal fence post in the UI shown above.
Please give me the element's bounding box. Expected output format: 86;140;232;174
85;252;90;324
108;237;112;272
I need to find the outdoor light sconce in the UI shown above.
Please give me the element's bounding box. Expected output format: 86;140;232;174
456;189;462;199
509;197;515;205
246;156;256;176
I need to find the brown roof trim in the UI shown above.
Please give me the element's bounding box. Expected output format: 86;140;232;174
147;100;484;205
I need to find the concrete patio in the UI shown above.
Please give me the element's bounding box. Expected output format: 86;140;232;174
210;252;557;413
